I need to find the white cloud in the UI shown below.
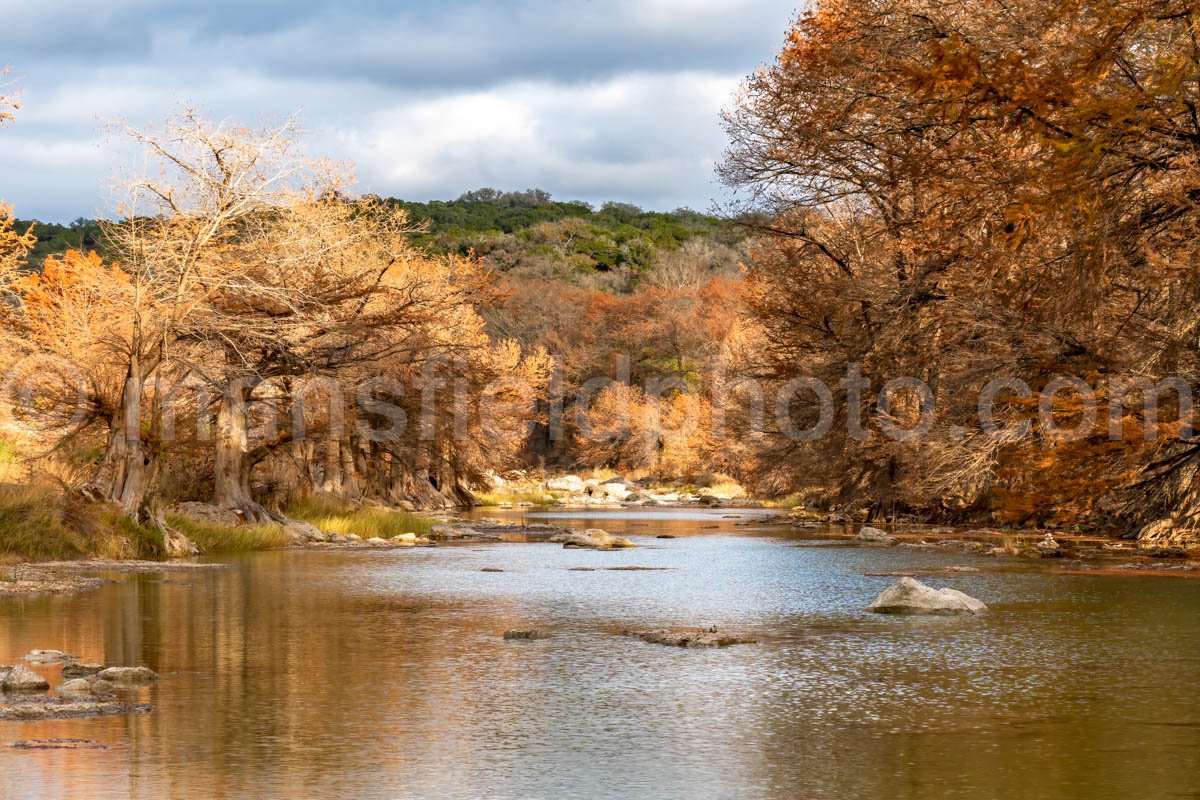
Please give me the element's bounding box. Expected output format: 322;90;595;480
0;0;799;219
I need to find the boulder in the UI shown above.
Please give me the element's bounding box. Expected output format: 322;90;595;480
96;666;160;684
624;492;650;503
546;475;586;493
856;526;898;545
283;520;327;544
61;662;103;680
3;664;49;692
591;482;631;500
1036;533;1061;557
549;528;635;550
365;537;390;546
868;577;988;615
24;649;75;664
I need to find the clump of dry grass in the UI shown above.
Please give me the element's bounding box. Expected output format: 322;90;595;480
473;489;556;507
0;482;157;560
165;514;291;553
288;494;432;538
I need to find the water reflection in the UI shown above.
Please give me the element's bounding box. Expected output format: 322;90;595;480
0;511;1197;799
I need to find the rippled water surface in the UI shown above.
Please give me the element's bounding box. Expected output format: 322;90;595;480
1;509;1198;799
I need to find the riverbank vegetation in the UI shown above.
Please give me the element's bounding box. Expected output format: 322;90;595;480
2;0;1200;559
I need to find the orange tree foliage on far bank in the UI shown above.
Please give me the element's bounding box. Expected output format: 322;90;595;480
722;0;1200;543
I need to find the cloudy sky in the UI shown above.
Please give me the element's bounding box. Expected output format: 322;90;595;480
0;0;800;222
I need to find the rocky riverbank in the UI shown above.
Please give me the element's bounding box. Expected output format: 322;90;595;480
785;513;1200;574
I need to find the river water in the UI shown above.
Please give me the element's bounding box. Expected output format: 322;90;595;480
0;509;1197;800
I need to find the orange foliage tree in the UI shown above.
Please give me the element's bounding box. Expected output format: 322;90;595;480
724;0;1200;542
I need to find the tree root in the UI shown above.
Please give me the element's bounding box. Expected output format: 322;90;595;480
1138;517;1200;548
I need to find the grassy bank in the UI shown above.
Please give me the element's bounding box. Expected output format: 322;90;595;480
0;483;436;562
0;483;159;561
472;489;557;507
164;515;292;553
287;495;433;538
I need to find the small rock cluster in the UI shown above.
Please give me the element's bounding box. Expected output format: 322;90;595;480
1;649;161;720
307;530;435;548
490;473;749;509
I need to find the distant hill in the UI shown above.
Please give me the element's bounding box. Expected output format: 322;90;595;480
14;189;745;286
12;218;104;267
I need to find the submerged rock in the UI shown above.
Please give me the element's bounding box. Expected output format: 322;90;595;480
625;628;756;648
503;629;550;640
60;662;103;680
0;696;151;720
480;567;505;573
58;677;115;697
868;577;988;615
550;528;635;550
24;649;75;664
57;679;96;697
96;666;160;684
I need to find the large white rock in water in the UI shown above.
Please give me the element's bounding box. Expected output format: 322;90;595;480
3;663;50;691
856;526;897;545
549;528;635;550
868;577;988;615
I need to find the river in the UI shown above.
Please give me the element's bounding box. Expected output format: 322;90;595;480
0;508;1197;799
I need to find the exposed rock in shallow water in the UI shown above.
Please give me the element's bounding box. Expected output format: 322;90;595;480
868;577;988;615
96;666;160;684
57;678;97;697
0;696;151;720
550;528;635;550
856;526;897;545
61;662;103;680
480;567;504;573
24;649;74;664
2;664;49;692
624;628;756;648
1036;533;1062;557
10;738;109;750
503;629;550;640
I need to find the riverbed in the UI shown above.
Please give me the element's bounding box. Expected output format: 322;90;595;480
0;509;1197;799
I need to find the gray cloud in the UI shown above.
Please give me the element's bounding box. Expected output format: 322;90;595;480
0;0;800;220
